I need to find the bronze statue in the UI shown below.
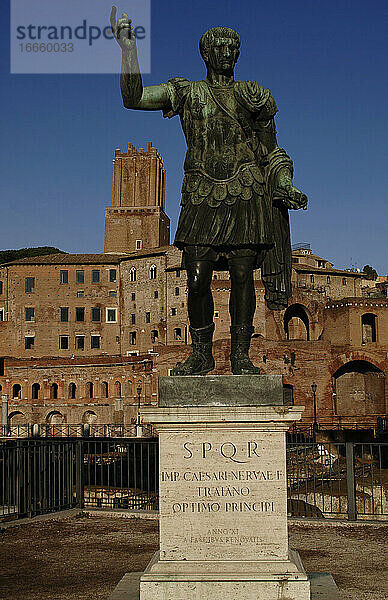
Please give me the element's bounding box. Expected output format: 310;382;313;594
110;8;307;375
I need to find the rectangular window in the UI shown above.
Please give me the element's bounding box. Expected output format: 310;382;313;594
0;281;3;294
0;309;4;321
175;287;180;296
327;276;331;284
154;290;158;299
109;269;117;282
76;270;84;284
342;278;347;285
75;335;85;350
214;311;219;318
91;307;101;322
109;290;117;297
60;307;69;322
171;307;176;316
25;277;35;293
25;336;35;350
136;240;142;250
106;308;117;322
91;335;101;349
310;275;314;283
92;270;100;283
131;313;136;325
60;270;68;284
76;307;85;322
131;292;136;301
130;331;137;345
176;269;181;278
59;335;69;350
145;311;150;323
25;307;35;322
77;291;84;298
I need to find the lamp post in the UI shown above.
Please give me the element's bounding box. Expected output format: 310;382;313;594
136;380;143;437
311;383;318;438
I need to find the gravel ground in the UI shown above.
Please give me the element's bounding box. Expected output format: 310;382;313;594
0;514;387;600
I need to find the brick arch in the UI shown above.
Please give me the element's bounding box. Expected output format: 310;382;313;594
46;410;64;424
330;355;386;417
8;410;25;424
269;296;323;341
287;293;324;340
82;410;97;424
329;351;386;378
284;303;310;340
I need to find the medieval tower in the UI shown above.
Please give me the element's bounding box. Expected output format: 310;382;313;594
104;142;170;253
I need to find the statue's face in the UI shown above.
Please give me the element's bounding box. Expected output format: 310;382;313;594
204;37;239;73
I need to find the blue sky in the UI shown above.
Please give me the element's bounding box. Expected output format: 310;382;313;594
1;0;387;274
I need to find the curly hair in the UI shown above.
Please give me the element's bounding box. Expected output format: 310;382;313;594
199;27;240;60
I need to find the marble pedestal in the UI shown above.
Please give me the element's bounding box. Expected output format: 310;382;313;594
110;375;338;600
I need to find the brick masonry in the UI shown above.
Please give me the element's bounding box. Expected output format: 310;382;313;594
0;143;386;427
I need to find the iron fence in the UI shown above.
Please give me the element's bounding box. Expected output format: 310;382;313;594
287;416;387;443
81;438;158;510
287;442;388;520
1;439;387;521
0;437;158;519
0;423;154;439
0;439;77;519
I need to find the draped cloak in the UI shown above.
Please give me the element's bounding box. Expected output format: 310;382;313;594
162;77;293;310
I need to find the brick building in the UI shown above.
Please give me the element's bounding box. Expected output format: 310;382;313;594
0;143;386;429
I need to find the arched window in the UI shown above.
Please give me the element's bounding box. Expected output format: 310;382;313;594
174;327;182;340
12;384;21;399
130;267;137;282
149;265;157;280
114;381;122;397
50;383;58;399
151;329;158;343
32;383;40;400
284;304;310;341
86;382;94;398
69;383;76;399
361;313;377;343
101;381;108;398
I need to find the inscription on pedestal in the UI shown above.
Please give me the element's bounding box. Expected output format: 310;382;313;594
159;431;289;562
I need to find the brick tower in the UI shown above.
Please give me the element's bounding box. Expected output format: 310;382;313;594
104;142;170;253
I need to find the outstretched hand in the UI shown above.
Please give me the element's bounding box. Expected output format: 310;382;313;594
110;6;136;50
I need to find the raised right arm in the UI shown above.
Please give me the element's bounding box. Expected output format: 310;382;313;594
111;6;170;111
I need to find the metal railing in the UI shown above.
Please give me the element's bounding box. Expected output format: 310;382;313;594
81;438;158;510
1;439;387;521
287;442;388;520
0;439;77;519
3;418;385;441
287;416;387;443
0;423;154;439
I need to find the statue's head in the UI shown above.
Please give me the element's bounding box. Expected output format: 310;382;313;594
199;27;240;73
